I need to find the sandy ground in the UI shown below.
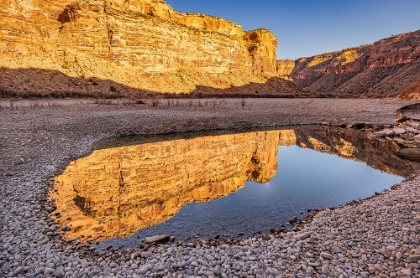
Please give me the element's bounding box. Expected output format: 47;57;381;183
1;98;419;277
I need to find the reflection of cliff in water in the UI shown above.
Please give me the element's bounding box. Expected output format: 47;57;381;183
51;127;418;243
52;131;280;242
293;127;418;177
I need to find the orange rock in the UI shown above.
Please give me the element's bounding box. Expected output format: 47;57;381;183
0;0;280;95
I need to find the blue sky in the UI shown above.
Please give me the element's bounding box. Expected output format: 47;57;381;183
165;0;420;60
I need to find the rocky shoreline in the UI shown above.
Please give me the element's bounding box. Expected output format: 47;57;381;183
1;98;420;277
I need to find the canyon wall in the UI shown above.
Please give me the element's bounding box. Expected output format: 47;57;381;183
0;0;298;97
277;30;420;98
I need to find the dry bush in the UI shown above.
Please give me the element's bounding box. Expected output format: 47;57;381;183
94;99;112;105
398;79;420;99
152;99;160;107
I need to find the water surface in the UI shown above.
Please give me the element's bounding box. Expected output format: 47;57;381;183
51;127;413;248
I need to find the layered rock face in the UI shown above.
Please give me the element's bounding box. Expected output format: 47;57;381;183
277;30;420;98
276;60;295;81
52;131;281;242
0;0;297;97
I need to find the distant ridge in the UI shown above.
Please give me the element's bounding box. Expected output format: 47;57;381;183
277;30;420;99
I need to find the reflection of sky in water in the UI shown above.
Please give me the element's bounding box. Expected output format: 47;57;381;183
100;145;403;249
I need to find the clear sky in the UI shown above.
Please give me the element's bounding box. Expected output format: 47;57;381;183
165;0;420;60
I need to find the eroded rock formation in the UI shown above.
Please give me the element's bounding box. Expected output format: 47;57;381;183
277;30;420;98
0;0;299;97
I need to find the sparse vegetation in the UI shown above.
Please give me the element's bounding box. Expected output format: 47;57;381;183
398;79;420;99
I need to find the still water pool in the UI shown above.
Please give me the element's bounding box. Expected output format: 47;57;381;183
51;127;411;248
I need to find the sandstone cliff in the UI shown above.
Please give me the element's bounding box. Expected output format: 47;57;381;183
0;0;299;98
277;30;420;98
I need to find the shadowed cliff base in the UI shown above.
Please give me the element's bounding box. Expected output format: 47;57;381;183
0;67;302;99
297;63;420;99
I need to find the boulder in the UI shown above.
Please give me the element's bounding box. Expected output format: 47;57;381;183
144;234;170;244
393;127;406;135
397;148;420;162
406;126;419;134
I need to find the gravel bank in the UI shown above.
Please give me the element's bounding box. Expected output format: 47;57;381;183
1;98;420;277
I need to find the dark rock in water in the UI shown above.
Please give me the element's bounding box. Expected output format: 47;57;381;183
269;228;275;233
169;236;175;242
288;216;298;224
398;148;420;162
144;234;170;244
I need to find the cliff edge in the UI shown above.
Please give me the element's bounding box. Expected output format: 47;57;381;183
0;0;299;98
277;30;420;98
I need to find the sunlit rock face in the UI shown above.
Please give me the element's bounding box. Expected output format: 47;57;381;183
277;30;420;98
52;131;281;242
52;128;417;243
0;0;279;94
276;60;295;81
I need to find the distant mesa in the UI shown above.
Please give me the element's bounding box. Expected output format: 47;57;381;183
277;30;420;99
0;0;299;98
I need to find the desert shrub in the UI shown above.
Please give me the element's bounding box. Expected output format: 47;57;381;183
398;79;420;99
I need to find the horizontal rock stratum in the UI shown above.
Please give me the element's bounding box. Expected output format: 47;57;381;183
277;30;420;98
0;0;300;98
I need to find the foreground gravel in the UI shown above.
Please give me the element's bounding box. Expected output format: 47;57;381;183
1;98;420;277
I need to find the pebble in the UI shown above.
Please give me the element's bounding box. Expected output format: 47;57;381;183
401;268;412;276
13;267;22;275
53;269;65;278
320;252;333;260
44;268;55;275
